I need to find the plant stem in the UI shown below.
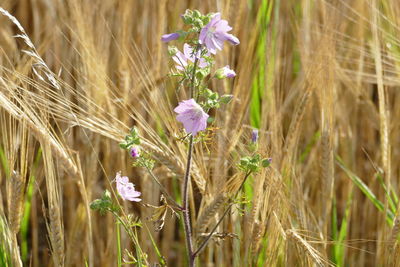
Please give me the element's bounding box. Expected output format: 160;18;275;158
111;211;144;266
181;44;202;267
116;222;122;267
182;135;195;266
193;171;252;257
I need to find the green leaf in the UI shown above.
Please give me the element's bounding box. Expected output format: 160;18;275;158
220;94;233;104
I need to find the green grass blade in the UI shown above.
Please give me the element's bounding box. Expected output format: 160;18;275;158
0;146;9;177
144;224;166;266
116;222;122;267
299;130;321;163
336;155;394;225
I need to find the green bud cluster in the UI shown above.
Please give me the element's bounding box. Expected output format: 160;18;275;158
119;127;140;150
90;190;120;215
238;154;271;173
200;88;234;109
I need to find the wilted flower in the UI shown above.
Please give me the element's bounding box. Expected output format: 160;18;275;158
172;43;208;71
115;172;141;202
199;13;240;54
174;99;209;136
215;65;236;79
130;147;140;158
251;129;259;143
161;32;180;42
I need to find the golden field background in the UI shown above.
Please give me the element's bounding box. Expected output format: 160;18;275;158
0;0;400;266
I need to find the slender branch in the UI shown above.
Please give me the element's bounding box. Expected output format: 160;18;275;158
145;166;182;210
182;135;195;266
193;171;252;257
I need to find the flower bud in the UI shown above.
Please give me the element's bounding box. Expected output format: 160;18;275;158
262;158;272;167
251;129;259;143
193;10;201;18
161;32;180;42
215;65;236;79
181;9;194;24
168;46;179;56
130;147;140;158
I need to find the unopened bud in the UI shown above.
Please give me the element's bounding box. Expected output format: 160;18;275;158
251;129;259;143
168;46;179;56
215;65;236;79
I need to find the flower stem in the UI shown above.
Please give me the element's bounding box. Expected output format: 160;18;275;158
181;44;202;267
182;135;195;266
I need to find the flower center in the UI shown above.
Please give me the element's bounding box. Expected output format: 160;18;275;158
190;106;203;121
207;26;217;38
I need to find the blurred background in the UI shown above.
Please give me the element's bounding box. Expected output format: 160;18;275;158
0;0;400;266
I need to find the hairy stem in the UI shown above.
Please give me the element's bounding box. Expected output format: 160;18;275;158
181;44;202;267
182;136;195;266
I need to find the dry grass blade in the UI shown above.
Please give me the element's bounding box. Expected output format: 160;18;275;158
286;229;332;267
0;1;400;266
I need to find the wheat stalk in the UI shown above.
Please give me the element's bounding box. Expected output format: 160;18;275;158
286;229;329;267
8;171;24;235
196;194;227;235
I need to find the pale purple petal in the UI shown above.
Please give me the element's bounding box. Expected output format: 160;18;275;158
211;36;224;51
172;51;188;70
215;20;231;32
198;13;239;53
199;28;208;44
225;33;240;45
115;172;142;202
198;58;208;68
183;43;193;59
205;38;216;54
210;13;221;25
161;33;180;42
223;66;236;78
174;99;196;113
174;99;208;136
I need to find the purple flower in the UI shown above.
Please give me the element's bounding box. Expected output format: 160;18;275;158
216;65;236;79
172;43;208;71
161;32;180;42
199;13;240;54
115;172;141;202
251;129;259;143
130;147;140;158
174;99;209;136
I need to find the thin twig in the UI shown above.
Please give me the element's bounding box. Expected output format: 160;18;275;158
182;136;195;266
193;171;252;257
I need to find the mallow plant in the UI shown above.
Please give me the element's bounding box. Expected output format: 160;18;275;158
91;10;270;267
